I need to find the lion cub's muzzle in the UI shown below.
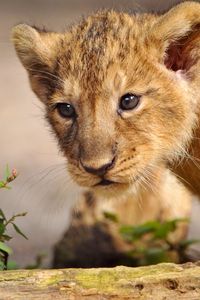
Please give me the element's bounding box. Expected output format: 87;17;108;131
78;134;117;186
80;156;116;177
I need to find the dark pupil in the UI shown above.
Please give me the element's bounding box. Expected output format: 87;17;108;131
120;93;139;110
56;103;75;118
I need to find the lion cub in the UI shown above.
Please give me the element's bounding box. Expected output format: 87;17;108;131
12;2;200;244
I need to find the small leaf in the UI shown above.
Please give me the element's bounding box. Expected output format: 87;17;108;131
0;181;5;188
11;212;27;222
103;211;118;223
154;222;175;239
12;223;28;240
5;164;10;181
0;209;6;220
120;221;159;241
0;242;12;254
1;234;12;241
154;219;189;239
14;212;27;218
0;223;5;235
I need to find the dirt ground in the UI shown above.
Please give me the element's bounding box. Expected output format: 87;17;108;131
1;0;200;268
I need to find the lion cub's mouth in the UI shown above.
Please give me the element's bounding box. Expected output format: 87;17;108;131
95;179;115;186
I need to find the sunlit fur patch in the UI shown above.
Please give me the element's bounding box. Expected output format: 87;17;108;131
64;77;81;101
106;67;126;92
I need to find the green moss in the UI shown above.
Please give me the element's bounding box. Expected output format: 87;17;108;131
75;264;178;293
39;275;61;286
0;269;33;281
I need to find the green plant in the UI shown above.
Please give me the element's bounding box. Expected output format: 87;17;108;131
104;211;199;266
0;166;27;270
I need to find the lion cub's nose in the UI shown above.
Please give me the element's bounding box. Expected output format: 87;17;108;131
81;157;115;176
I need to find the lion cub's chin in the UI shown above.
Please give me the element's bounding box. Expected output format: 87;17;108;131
92;182;136;200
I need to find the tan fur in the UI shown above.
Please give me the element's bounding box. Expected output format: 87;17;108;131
12;2;200;240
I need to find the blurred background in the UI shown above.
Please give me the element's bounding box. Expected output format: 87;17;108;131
1;0;200;268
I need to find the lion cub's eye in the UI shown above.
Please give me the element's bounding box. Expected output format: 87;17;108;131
119;93;140;110
56;103;76;118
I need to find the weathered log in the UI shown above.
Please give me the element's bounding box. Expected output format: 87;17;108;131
0;262;200;299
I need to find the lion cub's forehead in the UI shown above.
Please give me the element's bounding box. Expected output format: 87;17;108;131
57;11;155;92
63;70;126;101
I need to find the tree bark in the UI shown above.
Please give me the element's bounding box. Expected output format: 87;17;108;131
0;262;200;299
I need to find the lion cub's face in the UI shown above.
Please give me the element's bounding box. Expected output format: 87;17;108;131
12;3;200;196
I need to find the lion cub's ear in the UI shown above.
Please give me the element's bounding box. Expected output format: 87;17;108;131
151;1;200;74
12;24;61;102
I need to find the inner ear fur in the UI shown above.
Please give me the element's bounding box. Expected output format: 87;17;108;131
12;24;62;102
151;1;200;74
